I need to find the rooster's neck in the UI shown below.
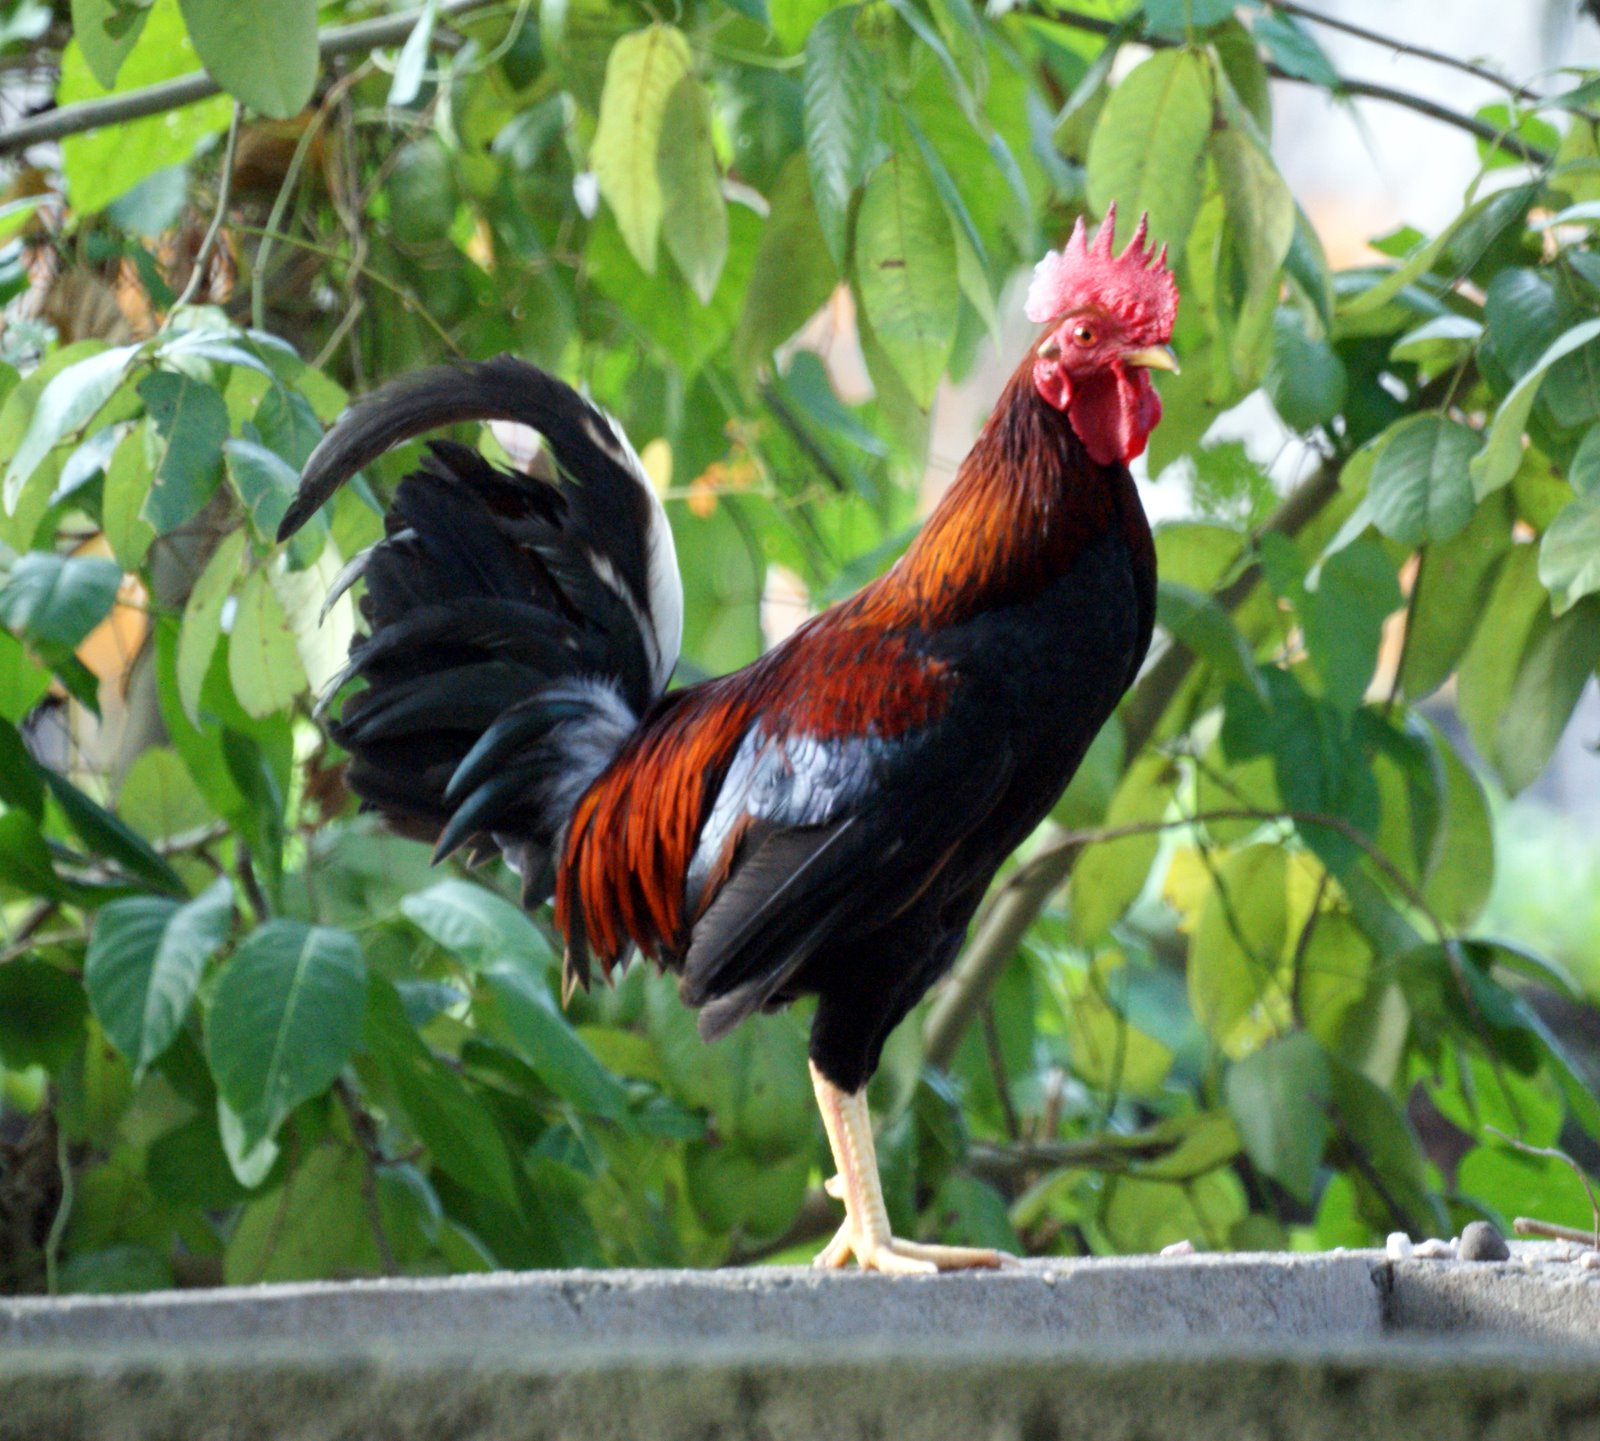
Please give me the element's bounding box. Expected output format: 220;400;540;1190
867;363;1147;628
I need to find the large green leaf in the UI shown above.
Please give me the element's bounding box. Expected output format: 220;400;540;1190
1473;319;1600;497
481;965;630;1120
0;958;87;1070
803;6;878;264
1538;494;1600;614
138;372;228;535
1188;843;1291;1056
1225;1032;1330;1201
365;977;520;1208
86;877;234;1076
228;567;306;719
71;0;151;87
176;0;318;119
401;878;557;975
1264;310;1345;432
590;24;693;273
1066;752;1172;943
59;0;233;215
657;74;727;306
0;552;122;649
1368;414;1480;545
224;1142;381;1283
734;155;838;372
2;345;137;512
207;920;366;1149
1399;489;1511;700
1086;48;1213;253
177;529;247;725
854;135;958;408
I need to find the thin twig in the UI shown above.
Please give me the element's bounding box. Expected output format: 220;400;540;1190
1514;1217;1600;1248
165;102;241;321
1489;1128;1600;1247
1270;1;1542;104
43;1118;72;1296
0;0;502;157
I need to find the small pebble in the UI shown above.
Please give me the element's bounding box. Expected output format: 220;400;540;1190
1413;1237;1456;1259
1160;1239;1196;1257
1385;1232;1414;1260
1459;1221;1511;1262
1578;1251;1600;1271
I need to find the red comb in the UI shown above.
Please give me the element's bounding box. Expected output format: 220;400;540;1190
1024;203;1178;340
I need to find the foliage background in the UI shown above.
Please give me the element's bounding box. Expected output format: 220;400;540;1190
1;0;1600;1290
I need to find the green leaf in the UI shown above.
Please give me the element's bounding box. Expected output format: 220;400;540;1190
86;877;234;1076
224;436;300;542
1086;49;1213;254
1399;490;1511;699
658;74;727;305
401;878;557;975
224;1142;381;1283
0;808;66;899
137;372;228;534
0;552;122;648
117;747;215;842
854;135;958;408
177;528;246;725
207;920;366;1150
1568;425;1600;499
387;0;438;108
1368;415;1480;545
0;718;43;819
71;0;152;88
176;0;318;119
1421;727;1494;931
1302;536;1401;711
42;767;187;895
1225;1032;1330;1201
102;425;155;569
1473;319;1600;498
589;24;693;273
481;965;630;1120
1187;842;1292;1055
1390;314;1482;372
1251;11;1338;88
1156;581;1260;692
365;976;520;1207
2;344;137;512
0;958;87;1070
1212;129;1294;278
227;567;306;719
1539;494;1600;614
1144;0;1234;36
1067;752;1172;943
1492;597;1600;794
803;6;878;265
1460;546;1600;793
1264;310;1346;431
734;154;838;372
59;0;233;215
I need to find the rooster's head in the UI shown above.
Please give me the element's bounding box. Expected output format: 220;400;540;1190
1026;204;1179;468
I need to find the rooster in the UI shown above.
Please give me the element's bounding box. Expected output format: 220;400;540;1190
277;205;1176;1272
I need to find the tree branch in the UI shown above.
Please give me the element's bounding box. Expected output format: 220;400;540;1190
1270;1;1542;105
1021;5;1555;167
0;0;499;158
922;459;1342;1071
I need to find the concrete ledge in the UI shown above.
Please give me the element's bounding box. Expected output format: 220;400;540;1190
4;1251;1600;1441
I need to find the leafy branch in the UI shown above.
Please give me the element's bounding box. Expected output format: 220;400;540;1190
0;0;500;158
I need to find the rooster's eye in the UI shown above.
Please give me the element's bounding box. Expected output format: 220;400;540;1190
1072;324;1096;347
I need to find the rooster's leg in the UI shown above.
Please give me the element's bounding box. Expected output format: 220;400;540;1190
809;1061;1010;1273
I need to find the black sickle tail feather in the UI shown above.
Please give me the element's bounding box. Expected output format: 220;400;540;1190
281;357;683;903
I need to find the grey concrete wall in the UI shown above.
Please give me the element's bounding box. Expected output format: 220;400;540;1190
4;1250;1600;1441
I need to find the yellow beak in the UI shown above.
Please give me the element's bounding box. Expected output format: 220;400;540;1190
1123;345;1180;374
